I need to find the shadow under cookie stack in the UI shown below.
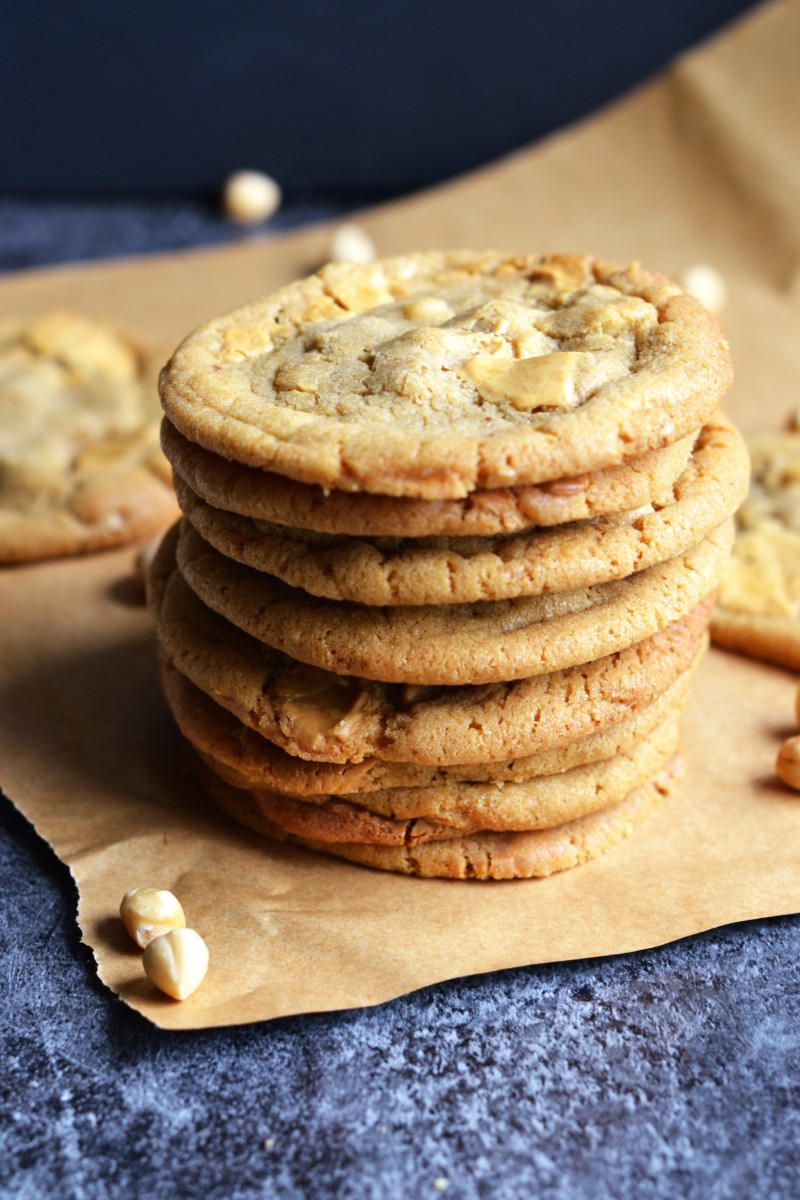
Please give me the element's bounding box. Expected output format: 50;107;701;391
150;252;747;880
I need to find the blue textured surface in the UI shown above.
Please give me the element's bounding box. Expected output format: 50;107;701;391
3;798;800;1200
2;201;800;1199
0;195;372;272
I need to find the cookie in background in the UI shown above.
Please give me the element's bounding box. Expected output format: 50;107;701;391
711;419;800;670
0;310;178;564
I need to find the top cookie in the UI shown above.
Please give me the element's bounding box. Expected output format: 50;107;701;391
159;251;733;500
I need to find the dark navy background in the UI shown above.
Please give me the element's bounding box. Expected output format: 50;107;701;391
4;3;800;1197
2;0;757;198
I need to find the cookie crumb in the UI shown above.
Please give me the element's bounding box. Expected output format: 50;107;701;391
263;1137;276;1149
432;1178;449;1192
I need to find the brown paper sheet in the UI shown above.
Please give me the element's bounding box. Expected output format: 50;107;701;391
2;0;800;1029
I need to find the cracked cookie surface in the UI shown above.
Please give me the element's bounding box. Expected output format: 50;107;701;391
191;702;682;839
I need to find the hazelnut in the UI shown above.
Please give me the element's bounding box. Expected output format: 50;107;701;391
330;222;376;265
222;170;282;225
120;887;186;949
143;928;209;1001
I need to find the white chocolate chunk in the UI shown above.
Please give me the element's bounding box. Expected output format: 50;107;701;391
461;351;584;411
403;298;454;324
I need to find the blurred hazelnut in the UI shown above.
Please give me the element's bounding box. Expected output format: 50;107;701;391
330;222;376;265
223;171;282;225
681;263;728;316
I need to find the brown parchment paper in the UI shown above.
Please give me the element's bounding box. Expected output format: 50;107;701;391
2;0;800;1029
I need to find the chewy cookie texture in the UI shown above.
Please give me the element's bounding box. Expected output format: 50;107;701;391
0;311;178;563
151;251;745;880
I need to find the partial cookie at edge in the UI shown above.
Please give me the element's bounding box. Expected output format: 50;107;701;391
0;311;178;563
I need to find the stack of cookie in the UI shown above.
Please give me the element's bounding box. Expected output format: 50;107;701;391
151;252;747;880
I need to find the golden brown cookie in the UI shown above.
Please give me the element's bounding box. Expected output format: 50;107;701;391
159;252;732;499
195;752;680;880
176;517;733;684
162;418;696;538
150;525;713;765
160;653;698;795
191;701;682;839
712;428;800;668
0;311;178;563
175;416;748;606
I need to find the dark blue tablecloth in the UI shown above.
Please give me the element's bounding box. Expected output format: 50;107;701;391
1;200;799;1200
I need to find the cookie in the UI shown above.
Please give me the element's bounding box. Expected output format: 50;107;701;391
159;251;732;499
194;752;680;880
161;418;696;538
711;429;800;668
176;517;733;684
191;701;682;839
160;653;698;795
0;311;178;563
175;416;748;606
150;528;713;764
